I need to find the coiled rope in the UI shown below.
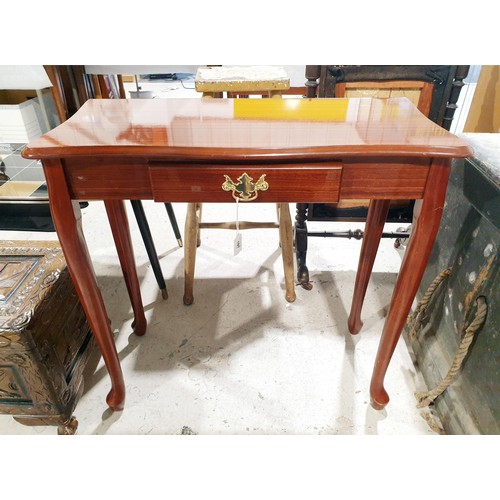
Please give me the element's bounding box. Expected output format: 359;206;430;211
414;296;488;407
406;269;489;408
406;267;452;340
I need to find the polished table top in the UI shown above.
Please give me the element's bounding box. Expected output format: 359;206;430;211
23;97;471;160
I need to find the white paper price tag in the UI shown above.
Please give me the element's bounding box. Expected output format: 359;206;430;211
233;199;242;255
234;232;242;255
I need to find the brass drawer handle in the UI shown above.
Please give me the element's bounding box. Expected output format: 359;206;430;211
222;172;268;202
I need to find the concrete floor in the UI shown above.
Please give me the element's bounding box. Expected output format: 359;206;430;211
0;72;444;435
0;200;442;435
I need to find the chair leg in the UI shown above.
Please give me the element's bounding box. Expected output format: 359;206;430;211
164;202;183;247
184;202;295;304
196;203;203;247
277;203;296;302
347;199;391;334
183;202;200;305
295;203;312;290
130;200;168;300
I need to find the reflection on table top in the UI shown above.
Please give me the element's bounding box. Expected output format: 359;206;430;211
23;97;472;161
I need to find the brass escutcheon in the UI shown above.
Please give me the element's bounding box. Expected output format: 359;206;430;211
221;172;268;202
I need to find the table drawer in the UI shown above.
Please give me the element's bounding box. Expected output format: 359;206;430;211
148;162;343;203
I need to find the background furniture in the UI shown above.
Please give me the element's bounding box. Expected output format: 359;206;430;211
45;66;183;299
88;70;183;300
0;142;54;232
296;65;470;289
0;240;94;434
0;66;64;232
0;65;58;139
184;66;296;306
195;65;291;98
463;65;500;133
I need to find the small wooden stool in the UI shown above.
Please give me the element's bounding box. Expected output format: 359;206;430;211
183;66;295;306
195;65;290;99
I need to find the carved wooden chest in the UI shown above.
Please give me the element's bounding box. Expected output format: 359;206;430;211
0;241;94;434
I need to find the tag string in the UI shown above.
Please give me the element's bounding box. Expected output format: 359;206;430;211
236;198;240;232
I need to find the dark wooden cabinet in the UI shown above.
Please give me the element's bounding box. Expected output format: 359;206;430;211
411;135;500;434
296;65;470;288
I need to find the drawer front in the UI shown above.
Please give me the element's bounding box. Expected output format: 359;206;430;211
148;162;343;203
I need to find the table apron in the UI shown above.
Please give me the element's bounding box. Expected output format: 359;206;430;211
57;157;431;202
339;158;430;199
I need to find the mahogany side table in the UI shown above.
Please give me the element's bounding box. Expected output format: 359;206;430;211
22;97;472;412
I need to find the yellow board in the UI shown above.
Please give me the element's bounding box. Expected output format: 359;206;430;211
0;181;44;198
233;98;349;121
